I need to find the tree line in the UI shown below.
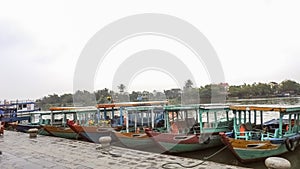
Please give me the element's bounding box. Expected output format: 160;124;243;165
36;79;300;110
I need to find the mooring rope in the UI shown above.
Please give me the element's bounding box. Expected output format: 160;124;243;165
161;145;229;169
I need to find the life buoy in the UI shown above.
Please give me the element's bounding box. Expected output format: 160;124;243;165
285;138;296;152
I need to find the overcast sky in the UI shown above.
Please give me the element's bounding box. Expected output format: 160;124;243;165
0;0;300;100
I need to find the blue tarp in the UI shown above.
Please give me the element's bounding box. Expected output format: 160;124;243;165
263;118;289;125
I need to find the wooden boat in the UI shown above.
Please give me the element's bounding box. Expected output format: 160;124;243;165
146;104;232;153
114;105;166;150
16;123;41;133
41;107;89;139
43;125;81;139
220;104;300;163
15;111;49;133
67;108;119;143
68;101;168;145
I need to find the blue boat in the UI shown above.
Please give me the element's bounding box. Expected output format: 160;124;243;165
0;100;40;129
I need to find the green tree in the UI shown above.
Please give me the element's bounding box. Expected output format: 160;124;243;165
94;88;112;103
279;80;300;95
184;79;193;89
118;84;126;93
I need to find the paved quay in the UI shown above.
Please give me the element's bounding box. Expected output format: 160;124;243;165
0;130;250;169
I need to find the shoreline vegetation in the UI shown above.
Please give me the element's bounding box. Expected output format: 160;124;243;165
36;79;300;110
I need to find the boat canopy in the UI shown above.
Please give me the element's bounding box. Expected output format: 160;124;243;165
229;104;300;113
96;100;168;108
49;106;96;111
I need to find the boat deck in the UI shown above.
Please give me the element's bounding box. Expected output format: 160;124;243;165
0;130;250;169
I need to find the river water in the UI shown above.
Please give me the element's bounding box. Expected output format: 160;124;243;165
177;97;300;169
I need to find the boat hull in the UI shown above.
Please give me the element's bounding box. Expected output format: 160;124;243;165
68;124;119;143
38;127;52;136
220;133;298;163
42;125;80;139
146;130;223;153
114;132;157;150
16;124;41;133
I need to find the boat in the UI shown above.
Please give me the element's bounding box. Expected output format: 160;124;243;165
41;107;91;139
67;107;119;144
146;104;232;153
15;111;51;133
0;100;40;129
68;101;168;145
220;104;300;163
16;122;41;133
114;105;165;150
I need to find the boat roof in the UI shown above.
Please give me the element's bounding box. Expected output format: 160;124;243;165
49;106;96;111
229;104;300;113
164;104;199;111
96;100;168;108
125;105;164;111
164;104;230;111
0;100;35;106
199;104;230;111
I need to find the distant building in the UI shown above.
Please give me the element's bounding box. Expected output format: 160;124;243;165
219;83;230;92
269;82;278;89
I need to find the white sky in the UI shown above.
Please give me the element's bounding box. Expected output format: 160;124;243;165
0;0;300;100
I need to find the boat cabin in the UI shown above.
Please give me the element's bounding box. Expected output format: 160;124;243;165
164;104;232;134
0;100;40;123
229;105;300;141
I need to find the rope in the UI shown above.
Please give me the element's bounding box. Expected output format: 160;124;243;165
96;146;122;158
203;144;229;160
161;145;229;169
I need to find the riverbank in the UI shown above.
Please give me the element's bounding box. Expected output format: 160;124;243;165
0;130;249;169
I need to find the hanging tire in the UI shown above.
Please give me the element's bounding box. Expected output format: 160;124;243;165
285;138;296;152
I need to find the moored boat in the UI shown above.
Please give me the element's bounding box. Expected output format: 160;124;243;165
67;107;119;143
41;107;91;139
146;104;232;153
220;104;300;163
15;111;50;133
68;101;168;145
114;105;166;150
0;100;40;130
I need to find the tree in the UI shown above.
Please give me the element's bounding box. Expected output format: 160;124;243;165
279;80;300;95
118;84;126;93
94;88;112;103
184;79;193;89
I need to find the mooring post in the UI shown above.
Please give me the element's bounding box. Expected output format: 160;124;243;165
28;128;39;138
265;157;291;169
98;136;112;151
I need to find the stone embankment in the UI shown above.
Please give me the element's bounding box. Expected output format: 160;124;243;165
0;131;250;169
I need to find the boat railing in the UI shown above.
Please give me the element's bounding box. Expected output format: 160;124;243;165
261;128;280;141
235;131;252;140
234;123;252;140
170;118;196;134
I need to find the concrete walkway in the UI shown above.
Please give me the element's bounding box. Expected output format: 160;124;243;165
0;130;250;169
